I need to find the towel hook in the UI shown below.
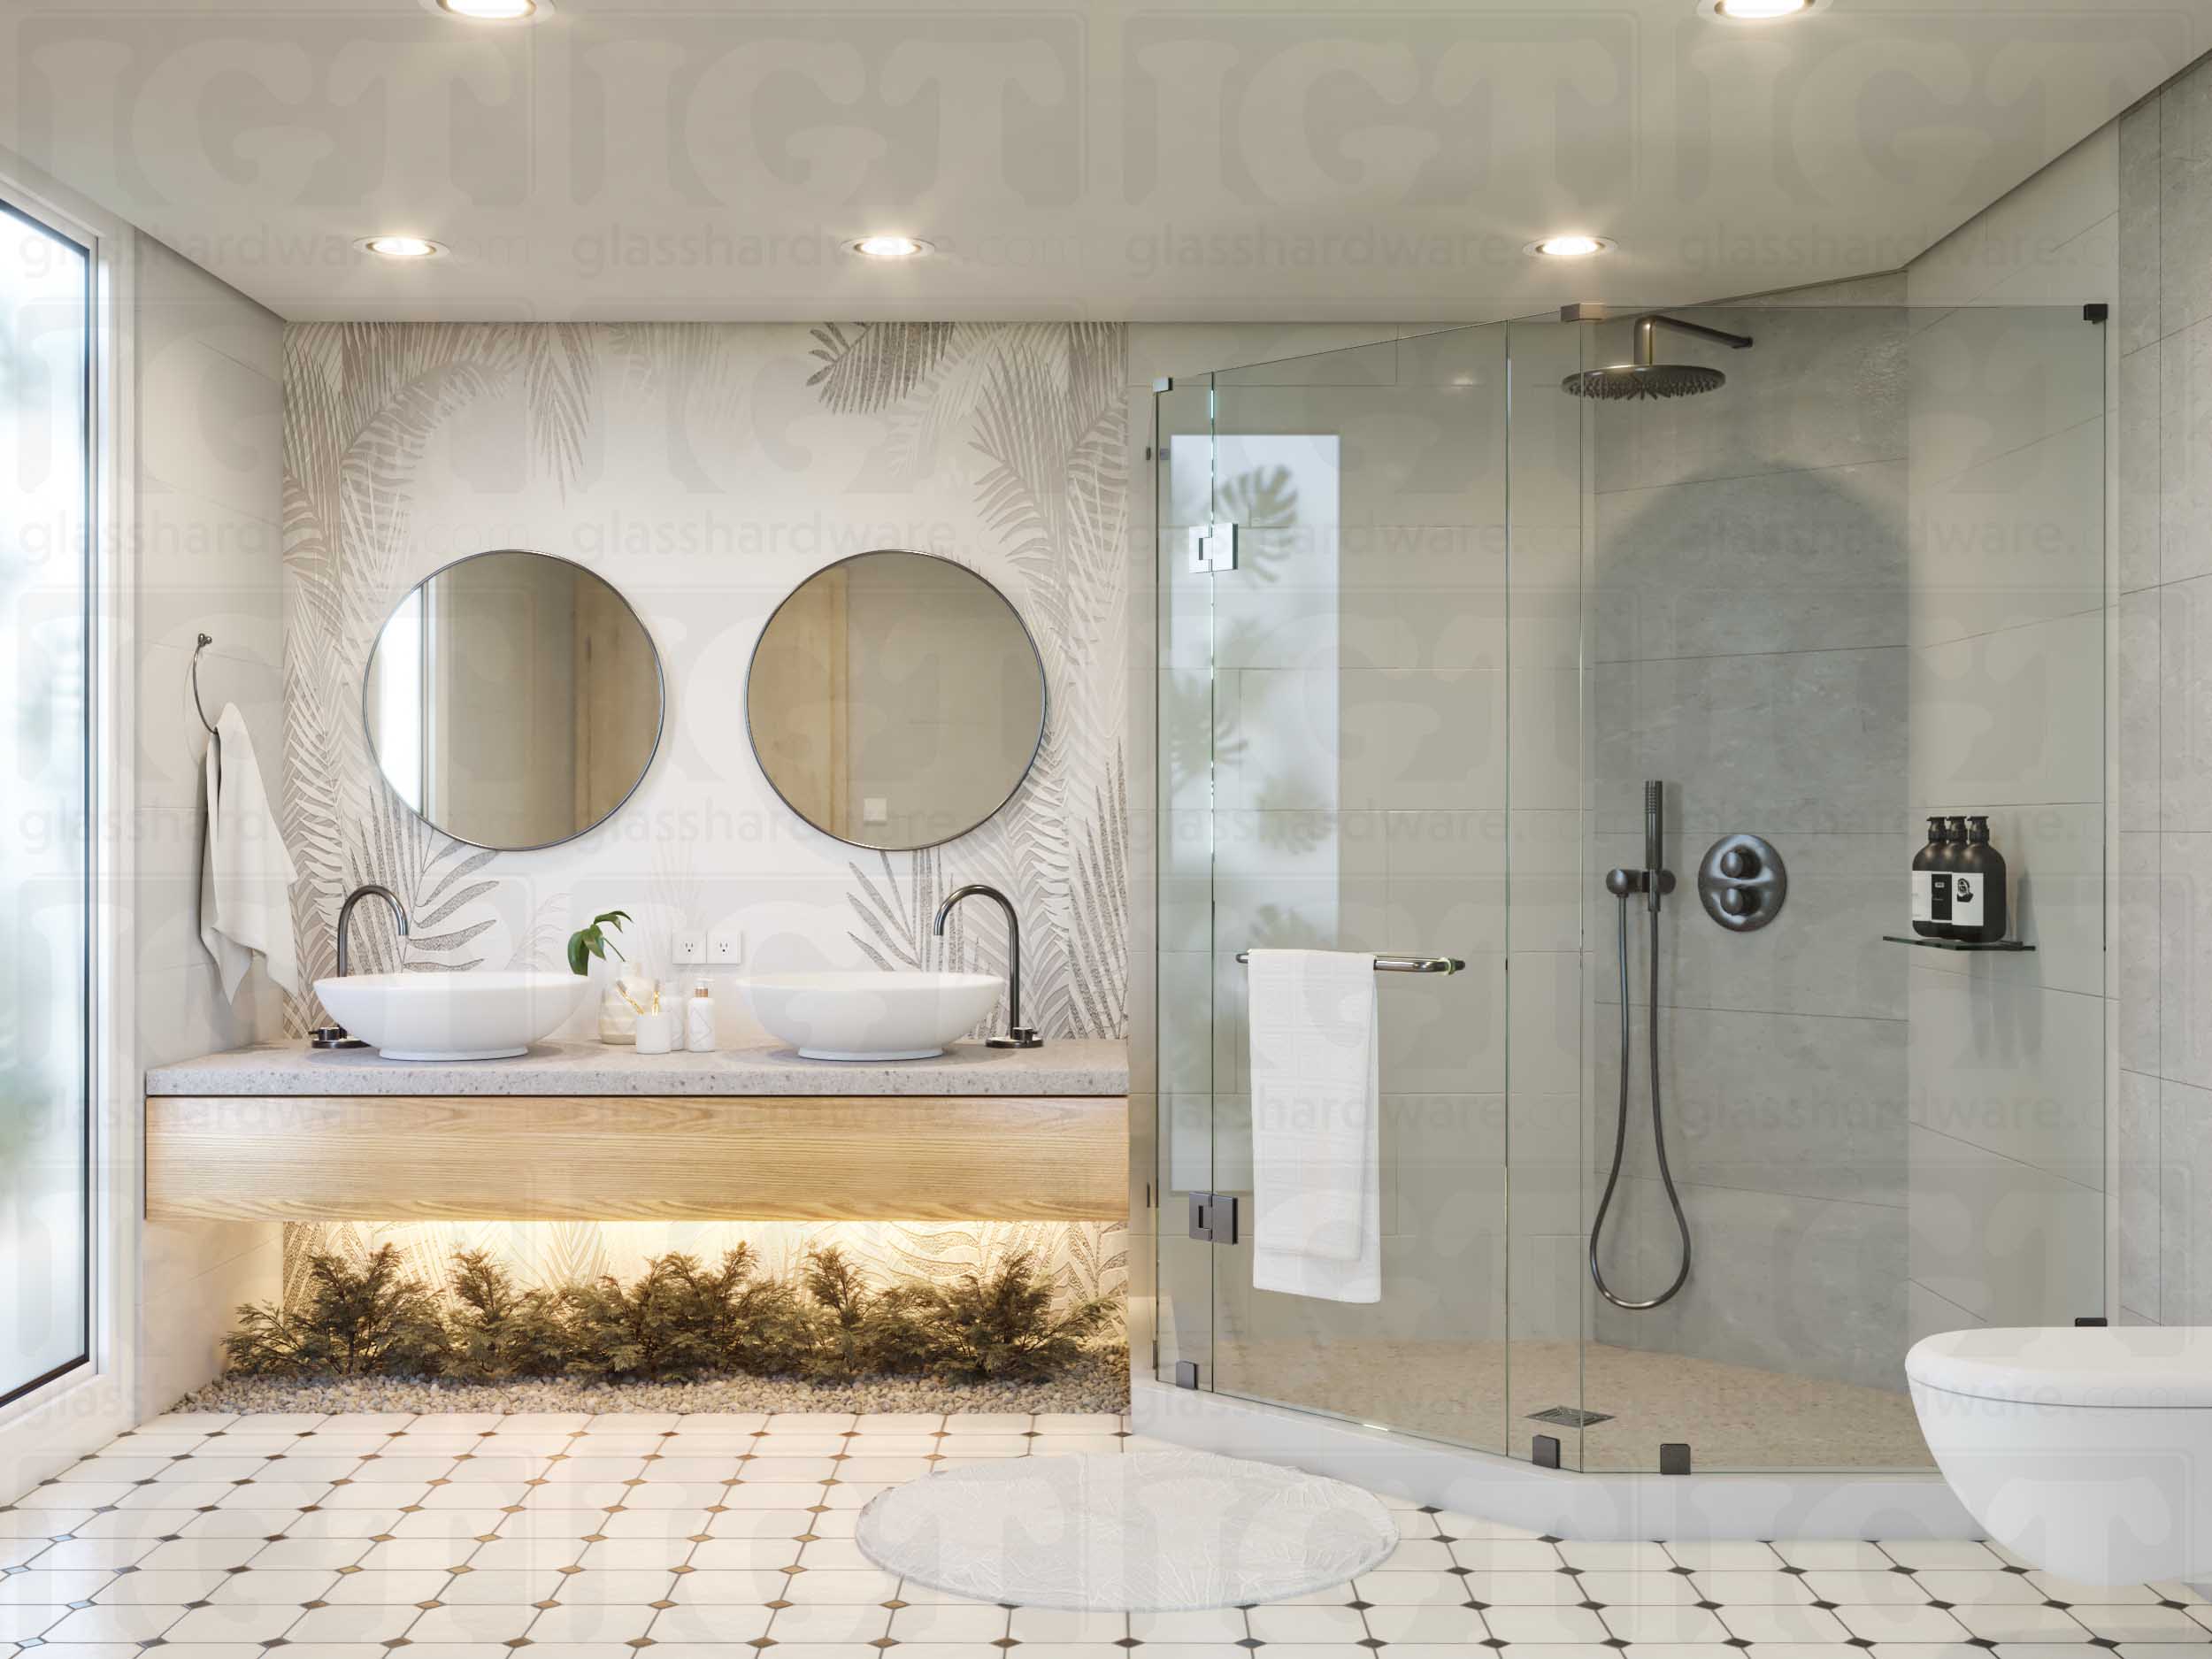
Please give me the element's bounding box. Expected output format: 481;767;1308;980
189;633;218;736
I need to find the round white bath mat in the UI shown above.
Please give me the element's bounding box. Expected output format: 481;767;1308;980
854;1448;1398;1612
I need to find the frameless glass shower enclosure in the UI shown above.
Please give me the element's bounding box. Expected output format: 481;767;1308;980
1148;300;2108;1475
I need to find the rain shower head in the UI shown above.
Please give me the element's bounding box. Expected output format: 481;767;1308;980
1563;362;1729;400
1561;311;1755;401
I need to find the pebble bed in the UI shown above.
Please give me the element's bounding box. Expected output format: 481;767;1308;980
170;1344;1130;1417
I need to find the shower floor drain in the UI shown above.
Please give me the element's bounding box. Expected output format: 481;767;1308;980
1526;1406;1613;1428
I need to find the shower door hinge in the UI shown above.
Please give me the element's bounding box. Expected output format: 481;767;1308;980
2085;303;2109;325
1187;523;1239;575
2076;1315;2108;1326
1174;1359;1201;1389
1189;1190;1239;1244
1659;1442;1692;1476
1532;1433;1562;1469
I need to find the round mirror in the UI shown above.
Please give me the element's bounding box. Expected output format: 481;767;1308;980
363;549;664;850
746;550;1047;850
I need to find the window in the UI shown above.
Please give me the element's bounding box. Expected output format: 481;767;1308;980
0;196;93;1405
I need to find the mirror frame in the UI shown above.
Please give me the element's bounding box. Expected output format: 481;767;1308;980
360;548;667;854
743;549;1048;852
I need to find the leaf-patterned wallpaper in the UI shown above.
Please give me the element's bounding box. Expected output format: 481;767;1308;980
280;321;1130;1317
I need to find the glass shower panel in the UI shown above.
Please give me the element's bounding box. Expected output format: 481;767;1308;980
1173;327;1516;1454
1576;301;2107;1473
1502;316;1594;1467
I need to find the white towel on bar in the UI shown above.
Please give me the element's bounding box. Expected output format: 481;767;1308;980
200;703;301;1000
1248;949;1381;1304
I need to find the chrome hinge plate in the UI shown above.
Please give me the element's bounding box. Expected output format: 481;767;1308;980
1188;1190;1239;1244
1187;522;1238;574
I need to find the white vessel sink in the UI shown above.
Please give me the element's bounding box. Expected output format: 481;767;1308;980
315;971;592;1061
735;971;1001;1061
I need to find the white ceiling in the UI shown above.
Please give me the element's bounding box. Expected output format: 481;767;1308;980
1;0;2203;322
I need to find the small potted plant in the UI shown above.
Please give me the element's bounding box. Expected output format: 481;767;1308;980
569;910;650;1044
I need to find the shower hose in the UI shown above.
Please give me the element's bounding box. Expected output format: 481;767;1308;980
1587;888;1693;1310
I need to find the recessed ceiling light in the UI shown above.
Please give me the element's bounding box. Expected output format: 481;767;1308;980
421;0;555;22
848;235;932;259
358;236;445;260
1700;0;1825;19
1526;235;1613;258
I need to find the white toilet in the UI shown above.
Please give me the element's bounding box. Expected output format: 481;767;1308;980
1909;1325;2212;1586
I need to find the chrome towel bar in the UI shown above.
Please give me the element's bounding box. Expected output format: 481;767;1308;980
1233;951;1464;974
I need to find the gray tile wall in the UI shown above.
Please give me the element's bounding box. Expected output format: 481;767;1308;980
1584;284;1916;1395
2109;58;2212;1326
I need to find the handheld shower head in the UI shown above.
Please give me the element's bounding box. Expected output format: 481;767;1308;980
1563;312;1755;401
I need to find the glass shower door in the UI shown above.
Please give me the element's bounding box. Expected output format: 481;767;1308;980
1155;326;1522;1455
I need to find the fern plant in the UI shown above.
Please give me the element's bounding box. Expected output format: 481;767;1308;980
224;1245;447;1378
921;1252;1114;1382
562;1254;722;1382
221;1242;1118;1387
443;1250;570;1380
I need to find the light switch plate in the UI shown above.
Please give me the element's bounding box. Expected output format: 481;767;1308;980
863;796;888;825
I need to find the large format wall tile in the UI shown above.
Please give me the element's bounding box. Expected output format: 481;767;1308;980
1594;462;1907;663
1908;305;2108;487
2161;572;2212;828
1593;647;1910;837
2122;586;2162;830
1593;1174;1909;1394
2160;316;2212;585
2120;95;2163;359
2121;832;2162;1073
2119;1068;2162;1319
1592;1004;1907;1207
2160;832;2212;1087
1907;419;2104;649
2159;1075;2212;1324
1909;610;2104;810
2120;343;2162;594
2162;57;2212;345
1907;1124;2104;1328
1904;969;2105;1187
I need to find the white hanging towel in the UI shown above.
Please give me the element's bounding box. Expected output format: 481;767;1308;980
1248;949;1381;1303
199;703;301;1000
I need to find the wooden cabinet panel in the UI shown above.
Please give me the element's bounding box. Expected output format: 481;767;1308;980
145;1094;1130;1223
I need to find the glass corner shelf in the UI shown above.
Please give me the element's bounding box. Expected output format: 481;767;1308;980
1882;934;2033;952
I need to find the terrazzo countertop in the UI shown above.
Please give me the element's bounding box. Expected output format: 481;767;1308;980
146;1037;1129;1097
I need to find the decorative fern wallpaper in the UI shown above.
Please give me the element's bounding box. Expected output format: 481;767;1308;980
279;321;1130;1318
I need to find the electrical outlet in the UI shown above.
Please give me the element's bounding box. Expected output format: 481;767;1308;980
674;933;705;964
709;931;743;965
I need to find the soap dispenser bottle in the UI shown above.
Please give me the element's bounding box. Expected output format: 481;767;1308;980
1955;816;2008;944
1911;816;1947;938
686;978;718;1054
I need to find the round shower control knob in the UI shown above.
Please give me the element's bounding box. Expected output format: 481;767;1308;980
1696;833;1787;933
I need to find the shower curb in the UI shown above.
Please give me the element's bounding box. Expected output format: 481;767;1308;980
1133;1378;1980;1541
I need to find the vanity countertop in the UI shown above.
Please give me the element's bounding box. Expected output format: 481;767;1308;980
146;1038;1130;1098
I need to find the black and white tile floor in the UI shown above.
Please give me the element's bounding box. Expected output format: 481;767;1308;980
1;1411;2204;1659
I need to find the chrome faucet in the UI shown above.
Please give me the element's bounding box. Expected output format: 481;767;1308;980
310;883;412;1050
932;883;1042;1049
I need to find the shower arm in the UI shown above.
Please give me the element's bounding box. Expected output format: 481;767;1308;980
1632;313;1755;367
